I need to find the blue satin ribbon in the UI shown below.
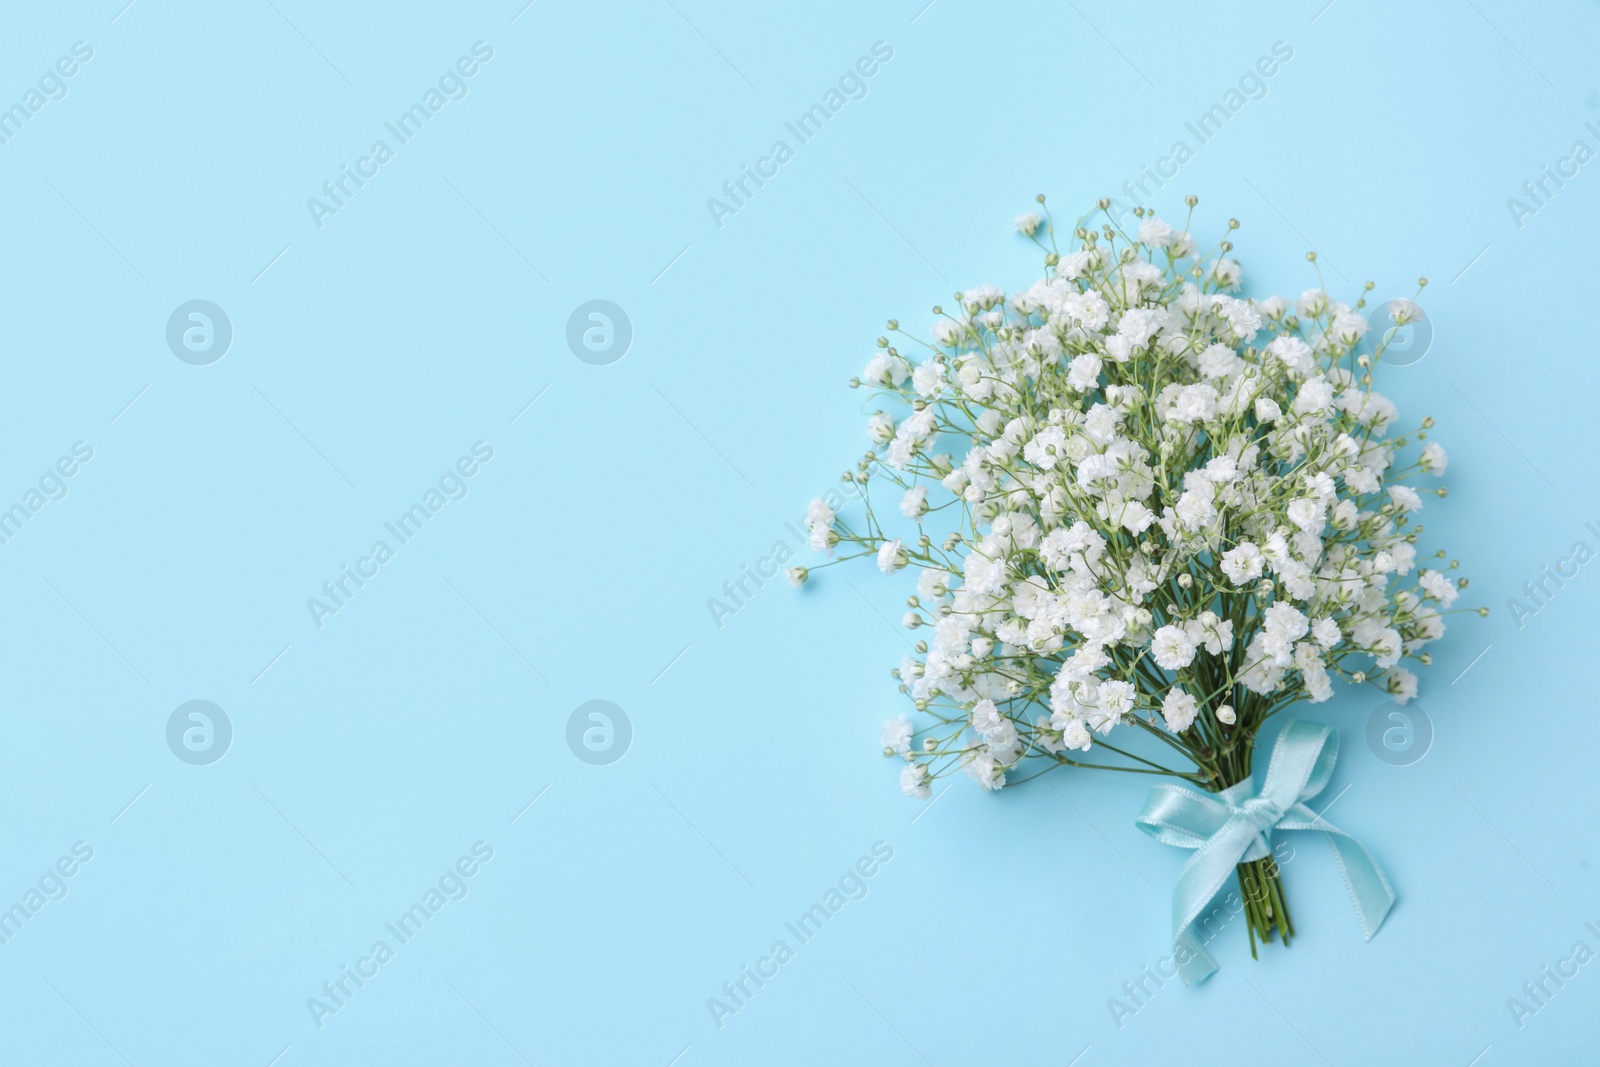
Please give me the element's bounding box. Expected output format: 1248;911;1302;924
1134;720;1396;985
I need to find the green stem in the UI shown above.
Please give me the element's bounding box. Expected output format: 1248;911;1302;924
1217;746;1294;957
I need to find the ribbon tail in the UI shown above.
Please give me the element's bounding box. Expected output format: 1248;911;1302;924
1166;818;1260;986
1174;925;1219;985
1281;806;1397;940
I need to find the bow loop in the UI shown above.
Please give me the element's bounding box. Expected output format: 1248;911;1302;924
1133;720;1396;985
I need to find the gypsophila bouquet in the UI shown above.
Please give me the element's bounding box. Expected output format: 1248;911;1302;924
795;195;1483;974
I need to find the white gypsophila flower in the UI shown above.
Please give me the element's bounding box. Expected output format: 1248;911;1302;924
1418;569;1459;607
1138;216;1175;248
931;318;962;347
1384;667;1418;704
1221;541;1264;584
1151;624;1198;670
1387;298;1422;325
1162;689;1199;733
881;715;913;755
1420;441;1447;474
796;200;1473;800
971;698;1006;737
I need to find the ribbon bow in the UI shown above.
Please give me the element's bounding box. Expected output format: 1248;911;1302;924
1134;720;1396;985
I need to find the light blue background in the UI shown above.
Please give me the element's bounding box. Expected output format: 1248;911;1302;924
0;0;1595;1063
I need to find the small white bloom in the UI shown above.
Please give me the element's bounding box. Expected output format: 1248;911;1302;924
970;699;1006;737
878;539;908;574
1198;343;1240;379
1062;720;1093;752
1066;352;1103;391
881;715;913;755
1420;441;1448;474
1389;485;1424;514
1419;569;1459;607
1150;624;1198;670
1138;217;1175;248
1161;688;1199;733
1221;542;1264;584
1384;667;1418;704
1023;426;1069;470
1387;298;1422;325
912;361;946;398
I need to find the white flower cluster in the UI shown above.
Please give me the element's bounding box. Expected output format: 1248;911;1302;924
805;199;1478;798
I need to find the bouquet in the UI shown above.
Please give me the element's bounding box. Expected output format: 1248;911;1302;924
796;195;1482;981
